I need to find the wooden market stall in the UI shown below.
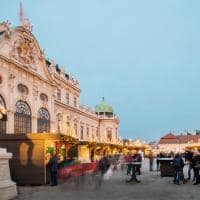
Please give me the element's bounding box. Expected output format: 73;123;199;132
0;133;78;185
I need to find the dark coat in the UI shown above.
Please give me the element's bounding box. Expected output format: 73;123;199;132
48;156;58;172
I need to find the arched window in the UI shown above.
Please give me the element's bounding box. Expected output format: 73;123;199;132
37;108;50;133
14;101;31;134
0;95;7;134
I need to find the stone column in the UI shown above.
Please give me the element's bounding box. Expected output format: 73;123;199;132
0;148;17;200
6;110;14;134
32;115;37;133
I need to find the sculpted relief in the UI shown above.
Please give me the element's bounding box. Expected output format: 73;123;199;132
0;21;11;38
9;34;38;69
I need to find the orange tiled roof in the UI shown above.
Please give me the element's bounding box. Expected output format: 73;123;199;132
158;133;200;144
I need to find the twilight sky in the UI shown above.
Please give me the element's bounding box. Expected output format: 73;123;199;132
1;0;200;141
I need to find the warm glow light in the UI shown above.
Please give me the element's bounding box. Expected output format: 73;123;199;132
51;129;56;133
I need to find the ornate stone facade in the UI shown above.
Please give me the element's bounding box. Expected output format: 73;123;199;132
0;21;120;144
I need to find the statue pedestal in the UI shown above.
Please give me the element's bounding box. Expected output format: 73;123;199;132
0;148;17;200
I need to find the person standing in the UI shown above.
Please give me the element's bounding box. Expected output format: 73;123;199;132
149;153;154;171
173;153;184;185
156;154;160;172
126;153;141;183
193;151;200;185
135;153;142;175
125;152;133;175
185;150;194;180
48;153;58;186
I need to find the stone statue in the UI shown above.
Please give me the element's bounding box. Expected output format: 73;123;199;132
21;18;33;32
0;21;11;38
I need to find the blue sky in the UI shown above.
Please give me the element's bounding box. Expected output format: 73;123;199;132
1;0;200;141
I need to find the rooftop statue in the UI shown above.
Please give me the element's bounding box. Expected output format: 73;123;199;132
0;21;12;38
21;18;33;32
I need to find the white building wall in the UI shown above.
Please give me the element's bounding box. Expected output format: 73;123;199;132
0;23;120;144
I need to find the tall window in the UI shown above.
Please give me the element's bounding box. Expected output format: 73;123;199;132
86;127;89;137
57;89;61;101
73;97;77;107
92;128;94;140
66;92;69;105
56;113;62;133
37;108;50;133
96;128;99;139
80;126;84;140
107;130;112;142
14;101;31;134
0;95;6;134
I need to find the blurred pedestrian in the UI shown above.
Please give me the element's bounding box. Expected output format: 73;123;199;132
48;152;58;186
173;153;185;185
156;154;160;171
149;153;154;171
193;151;200;185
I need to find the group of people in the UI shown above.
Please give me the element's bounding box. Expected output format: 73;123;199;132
98;154;122;175
185;150;200;185
152;150;200;185
98;152;143;183
47;149;200;187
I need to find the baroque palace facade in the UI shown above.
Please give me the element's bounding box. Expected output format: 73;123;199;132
0;20;120;145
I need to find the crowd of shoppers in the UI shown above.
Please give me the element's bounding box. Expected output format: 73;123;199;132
46;149;200;187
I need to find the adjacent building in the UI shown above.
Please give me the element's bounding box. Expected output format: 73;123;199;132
158;133;200;153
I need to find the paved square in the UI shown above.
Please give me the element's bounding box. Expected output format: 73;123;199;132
13;160;200;200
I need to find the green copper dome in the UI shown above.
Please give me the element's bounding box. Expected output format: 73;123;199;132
95;98;114;114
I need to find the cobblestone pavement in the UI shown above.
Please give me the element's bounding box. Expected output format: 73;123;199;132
13;160;200;200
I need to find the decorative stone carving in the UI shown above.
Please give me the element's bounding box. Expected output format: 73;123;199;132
21;18;33;32
49;60;56;74
0;21;12;38
10;35;37;66
8;70;16;91
40;93;48;107
60;66;65;78
18;84;29;101
32;84;39;99
0;148;17;200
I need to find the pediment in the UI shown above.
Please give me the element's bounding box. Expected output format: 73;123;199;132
0;24;55;84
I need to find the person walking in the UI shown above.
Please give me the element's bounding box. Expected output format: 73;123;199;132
48;153;58;186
